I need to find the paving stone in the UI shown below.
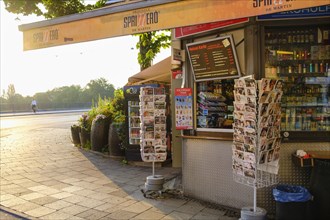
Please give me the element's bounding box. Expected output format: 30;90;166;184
102;195;128;205
61;204;90;216
1;196;27;208
24;206;56;218
44;200;73;210
63;194;86;204
41;211;74;220
62;185;83;193
30;195;59;205
132;209;166;220
50;192;73;199
19;192;45;201
107;210;138;220
122;201;153;214
191;211;220;220
77;198;105;208
162;211;194;220
11;201;41;213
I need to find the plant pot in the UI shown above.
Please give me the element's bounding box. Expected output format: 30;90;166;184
71;126;81;146
91;118;110;152
108;123;125;157
80;127;91;149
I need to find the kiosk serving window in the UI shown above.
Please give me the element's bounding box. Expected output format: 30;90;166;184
186;35;242;131
196;79;235;129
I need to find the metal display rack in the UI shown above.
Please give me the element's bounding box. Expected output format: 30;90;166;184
232;76;283;214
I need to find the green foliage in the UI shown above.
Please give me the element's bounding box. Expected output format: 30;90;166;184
135;31;171;70
3;0;107;19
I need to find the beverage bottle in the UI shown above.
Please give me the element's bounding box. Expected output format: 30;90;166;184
287;31;292;43
305;30;309;43
309;29;315;43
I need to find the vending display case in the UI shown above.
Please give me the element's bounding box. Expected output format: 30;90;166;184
128;101;141;145
196;79;235;129
264;25;330;141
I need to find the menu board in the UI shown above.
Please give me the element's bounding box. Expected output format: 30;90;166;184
186;35;241;81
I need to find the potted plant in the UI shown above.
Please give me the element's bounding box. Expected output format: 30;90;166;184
78;113;91;149
70;124;81;146
91;114;110;152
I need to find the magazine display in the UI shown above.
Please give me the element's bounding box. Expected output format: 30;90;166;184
232;77;283;185
140;87;167;162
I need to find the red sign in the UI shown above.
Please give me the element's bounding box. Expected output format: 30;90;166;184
175;17;249;38
175;88;193;130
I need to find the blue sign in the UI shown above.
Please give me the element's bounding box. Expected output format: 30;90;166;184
257;5;330;20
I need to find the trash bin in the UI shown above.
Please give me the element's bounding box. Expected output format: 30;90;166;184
310;159;330;220
273;185;312;220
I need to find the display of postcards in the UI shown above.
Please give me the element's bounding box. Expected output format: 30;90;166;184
155;102;166;109
234;118;244;127
155;153;167;161
143;110;154;117
234;93;247;103
244;111;256;121
245;87;256;96
244;135;256;146
243;161;256;173
143;145;155;154
258;78;270;93
268;79;277;91
259;116;269;127
246;96;257;105
244;152;256;163
233;133;244;143
235;87;245;95
274;91;283;103
233;126;244;136
232;158;244;175
273;138;281;149
142;88;154;95
155;116;166;124
267;115;275;126
143;140;154;147
154;145;167;153
245;78;256;88
274;115;281;127
154;95;166;102
233;142;244;151
154;87;165;95
259;103;269;117
266;149;275;163
234;102;245;112
259;127;268;138
259;92;269;103
244;119;256;130
267;127;274;139
155;131;166;139
265;91;277;103
141;101;154;109
266;139;275;151
141;95;153;102
154;139;166;145
258;151;267;164
142;126;154;132
245;127;256;136
233;149;244;161
244;168;255;179
155;124;166;132
154;109;166;117
245;103;256;113
234;112;244;121
234;79;245;88
274;80;283;91
143;118;154;126
244;144;255;153
144;131;154;139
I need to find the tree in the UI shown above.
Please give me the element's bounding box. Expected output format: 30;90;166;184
6;84;16;111
85;77;115;102
4;0;170;70
136;31;171;70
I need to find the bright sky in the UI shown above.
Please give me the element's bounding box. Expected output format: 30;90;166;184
0;1;171;97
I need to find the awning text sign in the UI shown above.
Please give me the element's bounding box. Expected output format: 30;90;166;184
21;0;329;50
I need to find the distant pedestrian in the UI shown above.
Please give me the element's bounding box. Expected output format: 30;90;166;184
31;99;37;113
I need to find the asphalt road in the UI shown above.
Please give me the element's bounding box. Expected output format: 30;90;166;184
0;112;83;138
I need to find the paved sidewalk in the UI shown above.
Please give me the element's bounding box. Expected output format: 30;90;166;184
0;127;239;220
